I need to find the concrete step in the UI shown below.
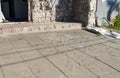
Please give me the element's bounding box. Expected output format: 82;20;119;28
0;22;82;35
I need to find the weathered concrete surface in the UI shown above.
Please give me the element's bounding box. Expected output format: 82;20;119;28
0;30;120;78
0;68;4;78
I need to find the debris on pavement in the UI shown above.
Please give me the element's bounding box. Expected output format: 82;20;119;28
87;27;120;39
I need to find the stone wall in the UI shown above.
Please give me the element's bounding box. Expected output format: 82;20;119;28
30;0;96;27
32;0;52;23
88;0;96;27
31;0;73;23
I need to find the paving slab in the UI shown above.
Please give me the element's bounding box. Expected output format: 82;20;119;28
13;46;35;53
0;48;15;56
56;44;77;52
26;58;67;78
42;34;68;44
0;69;4;78
103;42;120;50
38;48;59;56
0;29;120;78
0;41;13;50
87;44;120;57
19;49;42;60
24;38;45;46
80;44;120;71
64;50;117;77
10;39;31;48
110;39;120;44
0;54;23;66
48;54;97;78
100;71;120;78
3;63;36;78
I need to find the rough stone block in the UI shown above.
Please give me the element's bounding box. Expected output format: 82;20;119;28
2;28;11;33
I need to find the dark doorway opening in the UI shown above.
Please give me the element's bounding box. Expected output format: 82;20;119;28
72;0;80;22
9;0;15;19
1;0;28;22
55;0;83;23
55;0;73;22
72;0;90;27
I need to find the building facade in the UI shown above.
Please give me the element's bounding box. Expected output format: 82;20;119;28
0;0;96;27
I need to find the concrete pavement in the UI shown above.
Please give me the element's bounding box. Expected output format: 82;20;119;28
0;30;120;78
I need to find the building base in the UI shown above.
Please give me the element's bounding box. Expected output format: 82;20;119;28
0;22;82;35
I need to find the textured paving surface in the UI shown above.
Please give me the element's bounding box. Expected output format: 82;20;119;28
0;30;120;78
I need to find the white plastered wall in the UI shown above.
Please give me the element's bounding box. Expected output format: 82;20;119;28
0;0;5;23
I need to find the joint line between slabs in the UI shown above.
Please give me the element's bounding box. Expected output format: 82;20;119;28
0;65;6;78
79;49;120;72
63;52;100;78
22;36;69;78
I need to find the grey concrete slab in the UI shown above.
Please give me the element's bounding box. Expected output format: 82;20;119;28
48;54;97;78
103;42;120;50
41;34;69;44
80;44;120;71
110;39;120;44
64;50;116;77
100;71;120;78
19;49;42;60
88;44;120;57
26;58;67;78
56;44;77;52
0;69;4;78
3;63;36;78
0;48;15;56
24;38;45;46
10;39;31;48
0;41;14;50
13;46;35;53
0;54;23;65
38;48;58;56
0;29;120;78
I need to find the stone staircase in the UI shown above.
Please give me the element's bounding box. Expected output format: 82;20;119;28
0;22;82;35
